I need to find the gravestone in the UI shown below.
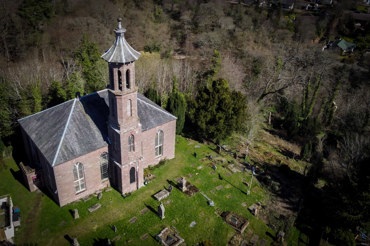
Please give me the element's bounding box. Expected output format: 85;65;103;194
97;192;102;200
181;177;187;192
112;225;117;233
212;165;217;170
277;231;285;243
72;238;79;246
167;184;173;192
154;189;170;201
73;209;79;219
158;203;165;220
190;221;197;227
87;203;101;213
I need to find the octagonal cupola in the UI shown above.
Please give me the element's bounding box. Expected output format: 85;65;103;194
101;18;140;64
102;18;140;93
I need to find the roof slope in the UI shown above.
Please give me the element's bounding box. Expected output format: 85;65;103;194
18;89;176;166
19;100;74;166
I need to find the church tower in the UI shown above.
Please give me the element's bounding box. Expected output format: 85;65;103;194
101;18;143;194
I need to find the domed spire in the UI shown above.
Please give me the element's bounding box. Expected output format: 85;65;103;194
101;18;140;63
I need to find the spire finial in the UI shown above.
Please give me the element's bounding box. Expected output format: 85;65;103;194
117;17;122;29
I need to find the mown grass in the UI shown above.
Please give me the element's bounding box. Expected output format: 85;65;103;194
1;136;276;245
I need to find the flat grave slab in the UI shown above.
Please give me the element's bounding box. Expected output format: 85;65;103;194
140;208;149;214
129;217;137;224
141;233;149;240
216;185;223;190
113;236;121;242
154;190;170;201
87;203;101;213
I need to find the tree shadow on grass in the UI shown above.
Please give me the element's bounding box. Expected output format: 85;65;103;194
218;173;248;195
92;238;114;246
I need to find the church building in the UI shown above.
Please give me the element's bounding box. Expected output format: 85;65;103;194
18;19;177;207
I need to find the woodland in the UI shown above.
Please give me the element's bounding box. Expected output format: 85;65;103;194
0;0;369;245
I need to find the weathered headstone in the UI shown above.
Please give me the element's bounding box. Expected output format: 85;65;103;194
167;184;173;192
112;225;117;233
277;231;285;243
212;165;217;170
73;209;79;219
158;202;165;220
181;177;187;192
97;192;102;200
190;221;196;227
72;238;79;246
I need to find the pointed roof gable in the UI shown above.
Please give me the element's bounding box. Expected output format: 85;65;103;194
101;18;140;63
18;90;176;167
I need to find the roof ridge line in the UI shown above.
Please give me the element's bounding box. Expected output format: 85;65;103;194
79;88;108;100
52;98;77;167
137;97;177;119
18;99;74;122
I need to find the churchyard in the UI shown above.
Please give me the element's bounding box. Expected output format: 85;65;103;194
0;133;309;245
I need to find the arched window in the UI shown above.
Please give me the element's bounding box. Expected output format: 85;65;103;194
126;69;130;89
100;152;108;180
118;70;122;90
73;162;86;193
127;99;132;116
128;134;135;152
130;167;136;183
155;130;164;157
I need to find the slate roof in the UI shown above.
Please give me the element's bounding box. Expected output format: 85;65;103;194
18;89;176;167
101;18;140;63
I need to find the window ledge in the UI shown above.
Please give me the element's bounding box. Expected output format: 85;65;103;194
75;189;86;195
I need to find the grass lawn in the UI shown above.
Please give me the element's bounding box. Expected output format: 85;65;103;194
1;136;278;245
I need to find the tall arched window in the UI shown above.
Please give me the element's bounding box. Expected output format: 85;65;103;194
73;162;86;193
126;69;130;89
128;134;135;152
118;70;122;90
155;130;164;157
127;99;132;116
100;152;108;180
130;167;135;183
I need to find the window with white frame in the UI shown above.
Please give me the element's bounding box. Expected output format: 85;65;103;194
100;152;108;180
155;130;164;157
128;134;135;152
73;162;86;193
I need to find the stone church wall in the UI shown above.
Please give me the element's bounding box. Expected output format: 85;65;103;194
141;120;176;169
54;146;109;206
